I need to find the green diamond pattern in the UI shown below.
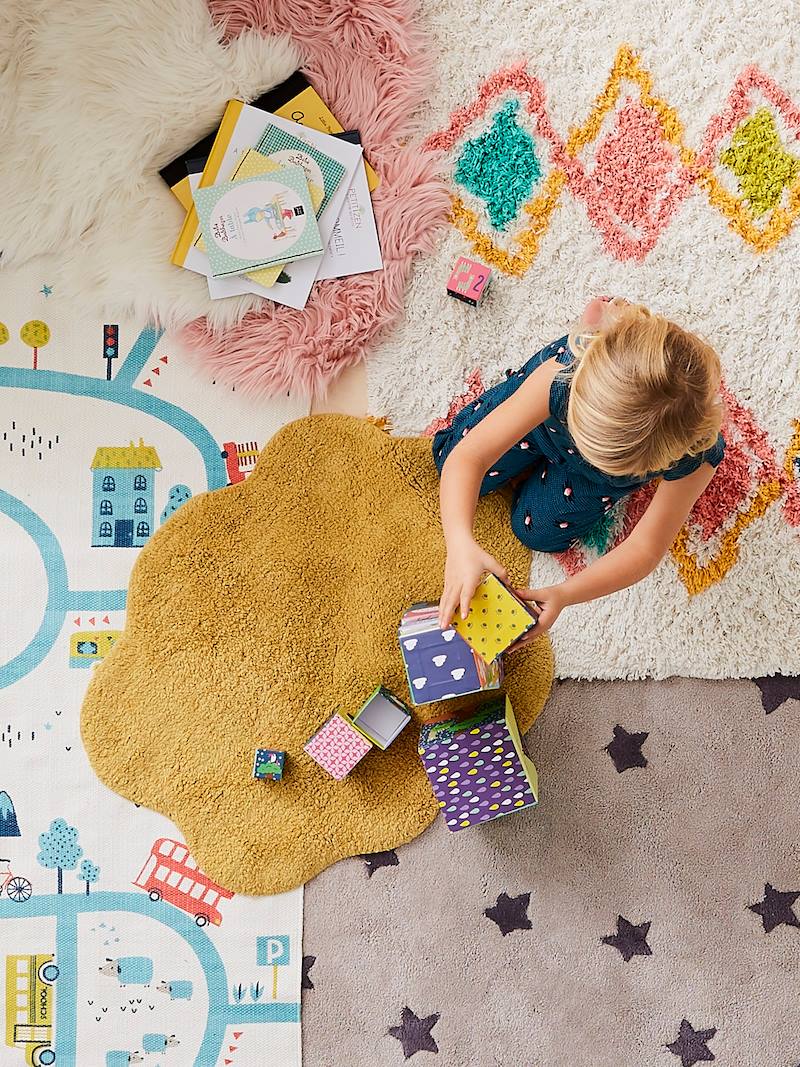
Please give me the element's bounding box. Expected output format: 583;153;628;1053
454;99;542;231
721;108;800;218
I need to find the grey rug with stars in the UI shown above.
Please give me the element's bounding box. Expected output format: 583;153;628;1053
302;676;800;1065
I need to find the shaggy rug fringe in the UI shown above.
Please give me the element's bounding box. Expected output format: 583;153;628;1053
363;1;800;679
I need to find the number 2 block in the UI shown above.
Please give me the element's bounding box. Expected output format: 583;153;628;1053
446;256;492;307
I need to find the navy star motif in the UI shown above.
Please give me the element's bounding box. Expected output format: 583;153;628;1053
301;955;315;991
484;892;532;936
388;1006;439;1059
605;725;648;773
361;849;399;878
754;675;800;714
601;915;652;962
748;883;800;933
666;1019;716;1066
40;283;53;297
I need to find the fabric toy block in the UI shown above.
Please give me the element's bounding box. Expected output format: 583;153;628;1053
399;602;503;705
446;255;492;306
350;686;412;749
252;748;286;781
451;573;538;663
418;695;538;831
304;713;372;779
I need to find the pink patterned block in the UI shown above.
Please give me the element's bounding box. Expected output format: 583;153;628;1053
304;714;373;780
446;256;492;305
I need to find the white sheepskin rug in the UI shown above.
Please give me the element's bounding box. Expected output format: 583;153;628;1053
367;0;800;680
0;0;298;327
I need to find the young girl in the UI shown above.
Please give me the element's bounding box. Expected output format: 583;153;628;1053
434;298;725;637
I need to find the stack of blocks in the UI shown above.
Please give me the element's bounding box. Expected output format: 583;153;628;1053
404;574;541;831
398;602;504;705
251;576;539;812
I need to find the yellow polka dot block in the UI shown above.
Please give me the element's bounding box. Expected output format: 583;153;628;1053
452;573;538;663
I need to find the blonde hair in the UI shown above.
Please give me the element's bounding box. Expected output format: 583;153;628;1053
565;303;723;478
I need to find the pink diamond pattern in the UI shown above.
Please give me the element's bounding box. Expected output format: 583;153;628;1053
304;713;372;780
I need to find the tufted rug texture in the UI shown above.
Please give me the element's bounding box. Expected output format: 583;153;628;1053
179;0;451;397
0;0;299;328
0;0;448;398
366;0;800;680
303;675;800;1066
81;416;553;895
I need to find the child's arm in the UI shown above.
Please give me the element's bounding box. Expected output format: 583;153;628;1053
438;358;560;628
513;463;716;635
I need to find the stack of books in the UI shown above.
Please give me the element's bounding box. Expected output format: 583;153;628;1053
161;72;383;311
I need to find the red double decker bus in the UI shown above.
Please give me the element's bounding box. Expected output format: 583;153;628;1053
133;838;233;927
221;441;260;485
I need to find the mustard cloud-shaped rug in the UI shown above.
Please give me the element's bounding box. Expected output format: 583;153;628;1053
81;416;553;895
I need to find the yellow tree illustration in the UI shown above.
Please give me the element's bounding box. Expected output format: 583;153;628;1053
0;323;8;346
20;319;51;370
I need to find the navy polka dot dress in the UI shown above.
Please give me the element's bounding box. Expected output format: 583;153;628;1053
432;336;725;553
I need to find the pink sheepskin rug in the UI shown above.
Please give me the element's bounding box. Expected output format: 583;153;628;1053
180;0;449;398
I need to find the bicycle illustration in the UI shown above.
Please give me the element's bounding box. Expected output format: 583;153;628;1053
0;859;33;903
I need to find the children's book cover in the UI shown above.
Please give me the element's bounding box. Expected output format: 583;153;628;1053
255;124;346;216
195;148;325;289
193;167;322;278
315;130;383;282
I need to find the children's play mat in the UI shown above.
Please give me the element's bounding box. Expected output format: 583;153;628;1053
0;264;306;1066
3;0;800;1063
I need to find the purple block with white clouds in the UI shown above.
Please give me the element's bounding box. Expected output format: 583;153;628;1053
401;628;479;702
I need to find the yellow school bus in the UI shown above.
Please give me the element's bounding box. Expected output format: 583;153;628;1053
5;954;58;1066
69;630;122;668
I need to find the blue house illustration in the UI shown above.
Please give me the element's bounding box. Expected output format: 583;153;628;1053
90;439;162;548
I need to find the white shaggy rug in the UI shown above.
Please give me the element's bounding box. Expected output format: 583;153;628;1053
367;0;800;680
0;0;298;328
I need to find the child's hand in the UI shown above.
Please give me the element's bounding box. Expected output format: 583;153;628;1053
580;295;628;331
439;539;509;629
509;584;567;644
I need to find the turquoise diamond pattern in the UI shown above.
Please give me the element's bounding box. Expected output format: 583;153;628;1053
454;99;542;231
